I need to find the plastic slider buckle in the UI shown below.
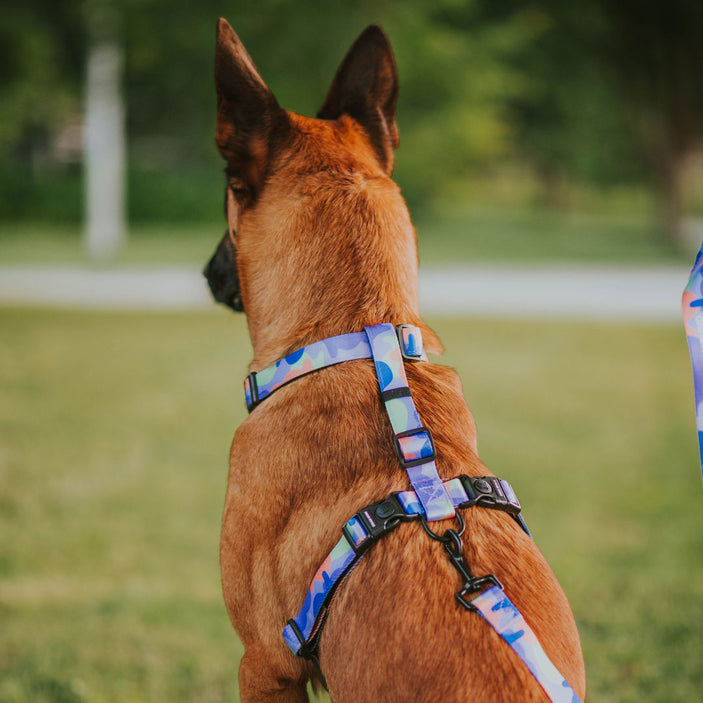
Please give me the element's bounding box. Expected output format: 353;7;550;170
244;372;259;412
393;426;436;468
459;476;521;515
396;324;424;361
342;494;407;553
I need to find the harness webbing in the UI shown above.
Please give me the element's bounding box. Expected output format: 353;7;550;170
364;323;455;521
682;242;703;479
241;323;581;702
282;475;526;657
472;586;582;703
244;331;374;412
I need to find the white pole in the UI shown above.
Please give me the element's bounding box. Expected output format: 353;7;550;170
84;40;126;261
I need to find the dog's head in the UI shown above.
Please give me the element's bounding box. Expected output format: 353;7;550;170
205;19;440;357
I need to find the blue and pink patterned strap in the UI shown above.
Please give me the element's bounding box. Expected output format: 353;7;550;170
472;586;583;703
244;331;372;411
364;323;455;521
282;484;580;703
282;475;525;655
682;241;703;479
244;325;428;412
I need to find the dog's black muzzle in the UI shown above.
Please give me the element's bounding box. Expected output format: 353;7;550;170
203;231;244;312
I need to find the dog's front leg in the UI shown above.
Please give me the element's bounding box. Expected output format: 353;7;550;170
239;650;309;703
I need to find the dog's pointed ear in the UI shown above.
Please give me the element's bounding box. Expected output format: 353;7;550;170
215;18;285;191
317;25;399;173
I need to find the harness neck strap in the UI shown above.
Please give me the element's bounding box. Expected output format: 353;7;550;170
244;331;374;412
244;325;428;412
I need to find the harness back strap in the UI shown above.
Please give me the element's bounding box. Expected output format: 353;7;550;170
364;323;455;521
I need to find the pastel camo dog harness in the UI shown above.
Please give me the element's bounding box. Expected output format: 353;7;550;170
683;243;703;478
245;323;582;702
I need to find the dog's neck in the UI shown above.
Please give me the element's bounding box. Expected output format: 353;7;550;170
241;217;440;370
231;115;443;370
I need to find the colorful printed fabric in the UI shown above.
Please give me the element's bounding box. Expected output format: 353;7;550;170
244;331;372;410
282;533;357;654
283;476;518;656
244;325;429;411
682;242;703;478
364;323;455;521
396;477;468;515
472;586;583;703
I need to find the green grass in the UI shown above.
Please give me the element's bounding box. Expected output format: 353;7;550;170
1;308;701;702
0;223;223;267
415;207;685;264
0;206;688;267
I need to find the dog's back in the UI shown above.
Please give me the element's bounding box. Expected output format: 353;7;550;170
212;19;586;702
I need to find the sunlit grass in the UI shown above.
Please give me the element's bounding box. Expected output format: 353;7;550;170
0;308;701;701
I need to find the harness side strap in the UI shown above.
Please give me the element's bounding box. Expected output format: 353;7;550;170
472;586;583;703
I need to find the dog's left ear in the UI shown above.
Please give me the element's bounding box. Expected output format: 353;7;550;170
318;25;399;174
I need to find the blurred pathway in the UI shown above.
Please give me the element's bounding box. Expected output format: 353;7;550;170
0;263;689;322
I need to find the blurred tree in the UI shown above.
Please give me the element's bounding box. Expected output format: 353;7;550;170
0;0;84;219
2;0;700;243
595;0;703;243
500;0;703;242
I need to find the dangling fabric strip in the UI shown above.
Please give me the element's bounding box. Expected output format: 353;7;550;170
364;323;455;521
472;586;583;703
682;242;703;479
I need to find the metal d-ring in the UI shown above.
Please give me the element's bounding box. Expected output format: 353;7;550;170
419;511;465;542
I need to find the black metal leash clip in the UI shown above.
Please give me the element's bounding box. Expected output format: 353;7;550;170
420;512;502;611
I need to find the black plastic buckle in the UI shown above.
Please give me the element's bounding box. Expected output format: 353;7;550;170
396;324;423;361
245;372;259;412
342;494;407;553
459;476;521;515
393;426;436;468
456;575;504;610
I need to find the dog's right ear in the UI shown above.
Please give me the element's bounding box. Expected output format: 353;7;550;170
215;19;285;194
318;25;399;174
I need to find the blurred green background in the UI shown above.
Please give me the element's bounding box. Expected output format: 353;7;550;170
2;0;703;262
2;1;703;702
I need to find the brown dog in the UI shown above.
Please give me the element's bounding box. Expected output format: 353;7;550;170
206;18;586;703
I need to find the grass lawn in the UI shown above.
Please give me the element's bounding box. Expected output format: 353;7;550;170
0;206;688;267
1;307;701;702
